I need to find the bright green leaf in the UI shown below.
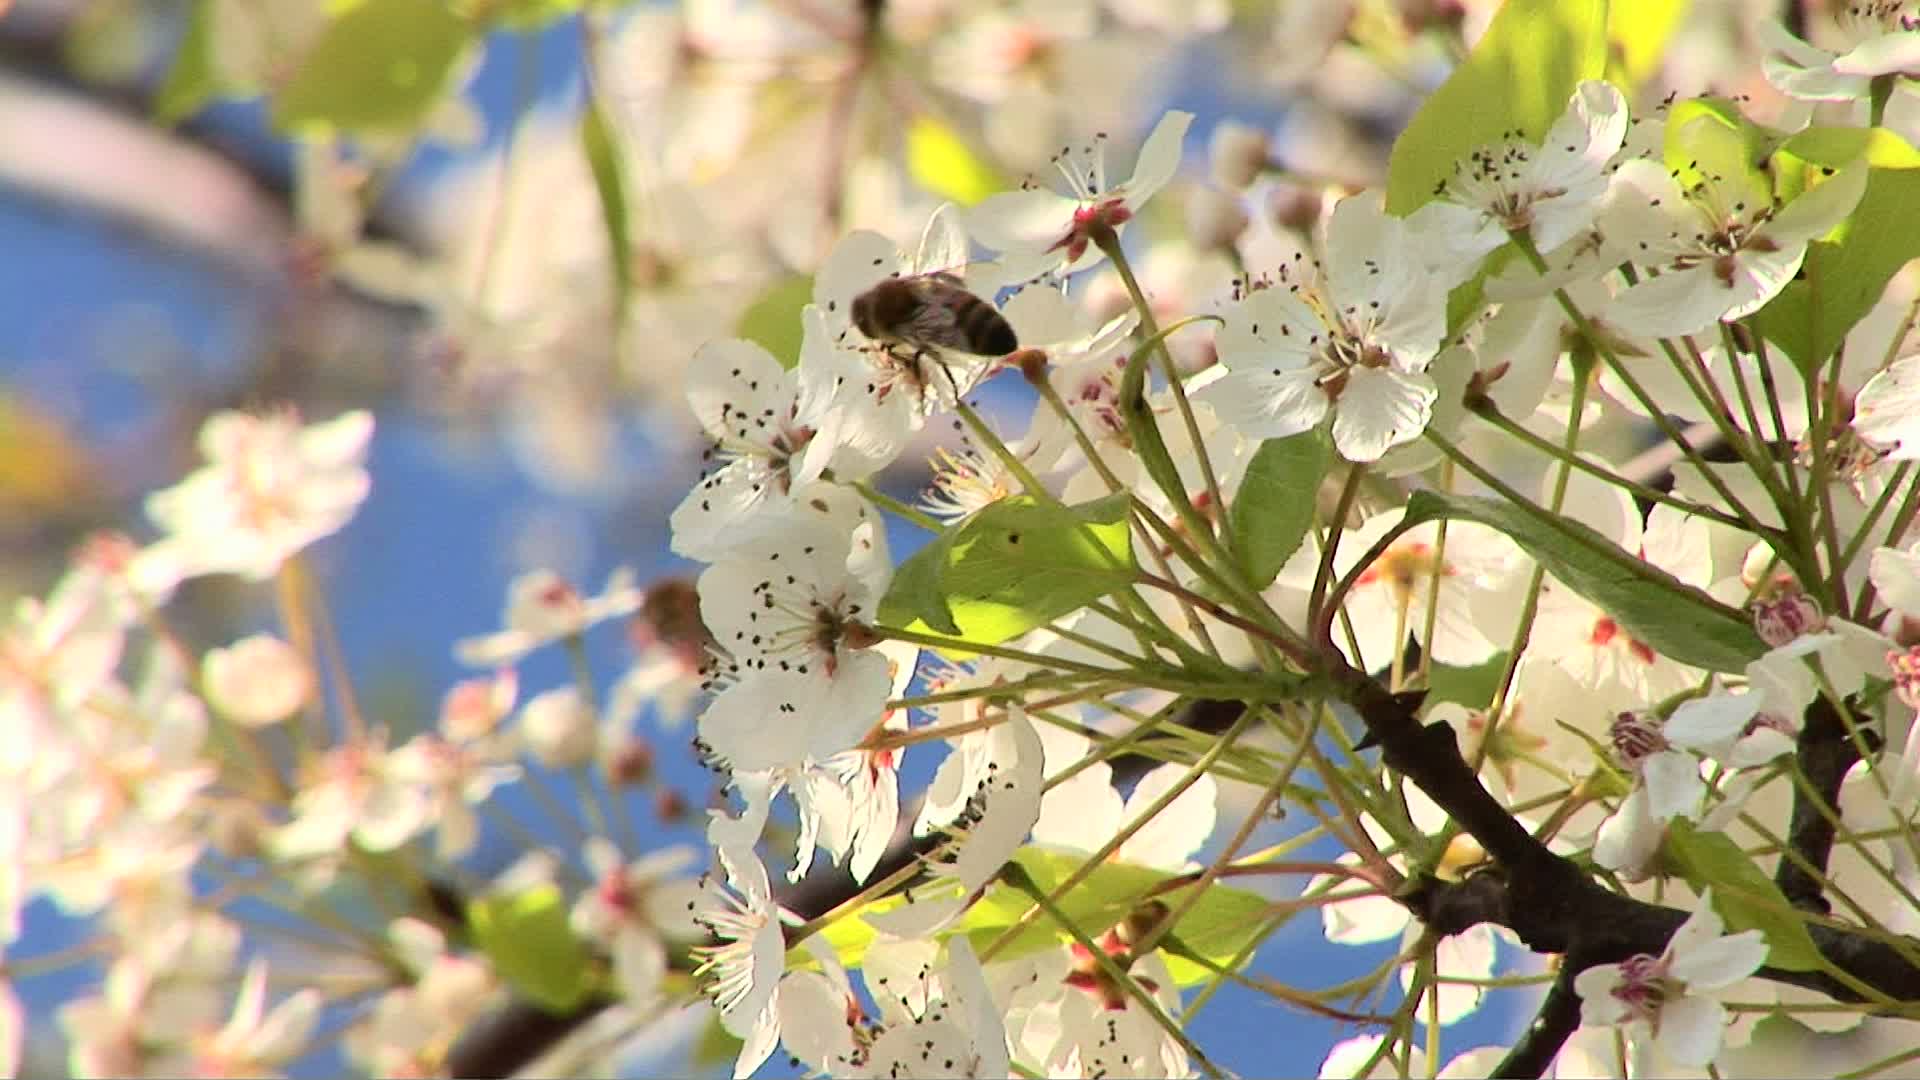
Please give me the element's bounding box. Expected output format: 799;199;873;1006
1229;431;1330;588
580;99;632;323
1663;97;1772;194
1607;0;1691;88
1427;653;1508;711
1401;492;1766;673
907;116;1005;206
1385;0;1608;215
1775;125;1920;171
155;0;226;124
467;883;597;1011
272;0;475;135
1663;820;1825;973
466;0;585;29
878;494;1135;647
692;1011;745;1068
1755;165;1920;371
880;525;965;636
735;275;814;370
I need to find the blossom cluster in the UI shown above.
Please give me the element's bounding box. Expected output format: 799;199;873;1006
16;2;1920;1079
660;18;1920;1078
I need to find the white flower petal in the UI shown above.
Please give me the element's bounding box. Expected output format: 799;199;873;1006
1653;994;1727;1067
1122;110;1195;210
815;230;904;315
1193;366;1329;441
1671;928;1768;991
1572;963;1629;1025
1665;693;1760;749
1607;265;1740;339
966;189;1078;255
1856;355;1920;458
1329;367;1436;462
1117;765;1217;869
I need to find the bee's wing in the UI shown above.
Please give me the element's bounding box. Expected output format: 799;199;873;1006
916;205;969;277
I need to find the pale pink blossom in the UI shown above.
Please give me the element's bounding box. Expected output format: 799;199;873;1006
145;408;373;582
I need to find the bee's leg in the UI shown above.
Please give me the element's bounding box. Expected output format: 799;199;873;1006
915;346;963;403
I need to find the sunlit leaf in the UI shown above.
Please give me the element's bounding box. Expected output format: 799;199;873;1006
155;0;224;124
580;98;632;323
907;116;1005;206
272;0;476;135
1229;431;1329;588
877;494;1136;647
1755;129;1920;371
735;275;814;369
1607;0;1691;88
1385;0;1608;215
1400;492;1765;673
1664;820;1825;973
467;884;598;1011
823;848;1275;986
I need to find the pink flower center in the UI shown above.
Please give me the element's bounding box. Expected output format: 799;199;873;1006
1610;953;1673;1023
1610;711;1668;767
1050;199;1133;263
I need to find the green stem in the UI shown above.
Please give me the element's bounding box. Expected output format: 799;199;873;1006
1487;351;1587;723
1098;231;1230;540
851;478;944;532
1468;397;1757;534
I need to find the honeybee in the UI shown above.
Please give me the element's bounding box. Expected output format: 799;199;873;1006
848;273;1018;402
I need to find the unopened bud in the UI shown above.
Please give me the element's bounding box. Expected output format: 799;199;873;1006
203;634;312;728
655;786;691;824
1185;186;1250;251
1209;121;1272;191
1011;347;1051;384
1752;590;1826;647
605;737;655;788
520;687;597;769
1268;184;1325;232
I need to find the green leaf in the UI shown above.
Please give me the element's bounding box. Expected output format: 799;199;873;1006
469;0;586;29
1607;0;1691;88
155;0;226;124
580;99;632;323
1774;125;1920;171
821;848;1274;985
692;1011;745;1068
969;849;1275;983
272;0;475;135
1401;492;1766;673
735;275;814;370
1228;431;1330;588
1663;820;1825;973
906;116;1005;206
1385;0;1608;215
1426;653;1508;711
1663;97;1773;194
877;494;1136;647
467;883;597;1011
1755;131;1920;370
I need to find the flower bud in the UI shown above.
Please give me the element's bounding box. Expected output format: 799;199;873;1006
1208;121;1271;191
1751;590;1826;647
203;633;311;727
605;736;655;788
520;687;598;768
654;786;690;824
1185;186;1250;251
